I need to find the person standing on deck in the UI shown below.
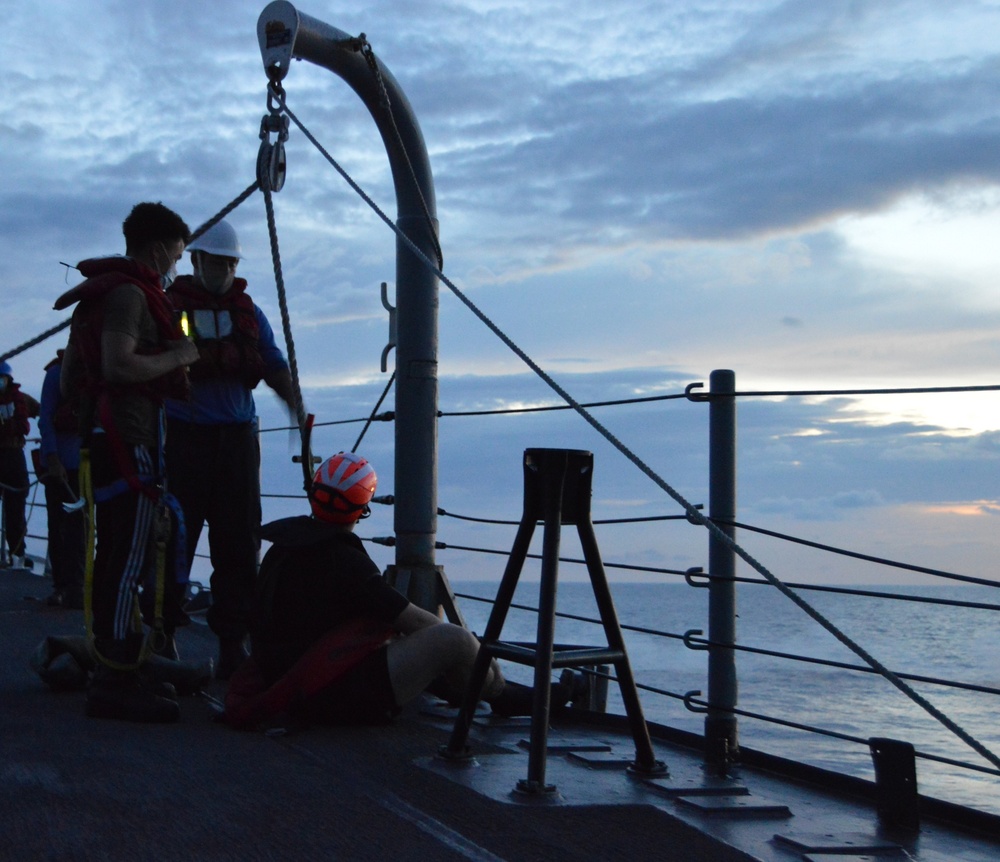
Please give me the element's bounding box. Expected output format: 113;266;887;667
0;361;40;570
163;219;296;679
55;201;198;723
37;350;85;608
225;452;574;729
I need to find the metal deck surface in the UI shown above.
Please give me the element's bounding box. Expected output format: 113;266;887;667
2;566;997;861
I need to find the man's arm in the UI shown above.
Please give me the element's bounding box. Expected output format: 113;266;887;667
262;366;298;413
254;306;300;415
101;331;198;384
23;393;40;418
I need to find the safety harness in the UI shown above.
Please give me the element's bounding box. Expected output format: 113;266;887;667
55;257;191;668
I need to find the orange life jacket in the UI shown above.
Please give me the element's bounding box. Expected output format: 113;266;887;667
166;276;266;389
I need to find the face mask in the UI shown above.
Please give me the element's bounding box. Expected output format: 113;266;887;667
161;261;177;289
156;242;179;288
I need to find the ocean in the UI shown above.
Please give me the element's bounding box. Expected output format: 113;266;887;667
452;579;1000;816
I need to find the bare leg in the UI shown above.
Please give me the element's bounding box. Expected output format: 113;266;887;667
385;623;505;707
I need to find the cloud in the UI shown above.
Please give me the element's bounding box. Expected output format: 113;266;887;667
755;489;887;520
4;1;1000;588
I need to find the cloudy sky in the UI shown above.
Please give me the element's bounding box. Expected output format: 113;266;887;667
3;0;1000;591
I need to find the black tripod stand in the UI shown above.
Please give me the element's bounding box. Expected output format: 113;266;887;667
441;448;666;795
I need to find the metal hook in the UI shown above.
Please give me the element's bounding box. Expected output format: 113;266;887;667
380;282;397;373
683;629;709;650
685;382;708;402
684;567;708;588
683;690;708;713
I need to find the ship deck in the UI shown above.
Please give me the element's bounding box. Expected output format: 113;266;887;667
2;566;997;862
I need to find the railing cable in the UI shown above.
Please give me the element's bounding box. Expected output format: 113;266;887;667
438;507;698;527
706;384;1000;399
275;88;1000;773
440;391;690;417
721;519;1000;589
352;371;396;452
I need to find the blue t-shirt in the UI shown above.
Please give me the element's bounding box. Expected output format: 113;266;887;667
165;304;288;425
38;362;80;470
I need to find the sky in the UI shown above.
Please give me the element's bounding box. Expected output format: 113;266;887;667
3;0;1000;592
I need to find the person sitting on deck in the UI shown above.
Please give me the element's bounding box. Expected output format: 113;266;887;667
224;451;571;728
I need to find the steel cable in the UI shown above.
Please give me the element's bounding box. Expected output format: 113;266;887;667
255;89;1000;772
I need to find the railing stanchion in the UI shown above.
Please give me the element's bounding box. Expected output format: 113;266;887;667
706;368;739;772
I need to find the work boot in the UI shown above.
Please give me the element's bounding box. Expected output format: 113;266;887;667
86;668;180;723
85;638;179;723
488;672;581;718
46;588;84;609
42;653;90;691
488;680;535;717
145;653;213;695
216;638;249;681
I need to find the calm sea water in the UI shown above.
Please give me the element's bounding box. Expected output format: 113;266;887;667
452;579;1000;816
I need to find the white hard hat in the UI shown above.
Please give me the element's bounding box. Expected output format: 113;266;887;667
187;219;244;259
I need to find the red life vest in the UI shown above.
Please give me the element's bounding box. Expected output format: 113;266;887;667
166;276;266;389
223;617;393;730
0;383;30;442
53;256;189;410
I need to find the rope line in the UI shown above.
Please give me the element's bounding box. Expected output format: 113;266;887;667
280;124;1000;771
261;178;307;432
1;182;262;364
189;181;261;244
724;519;1000;589
439;391;690;417
0;318;71;364
352;371;396;452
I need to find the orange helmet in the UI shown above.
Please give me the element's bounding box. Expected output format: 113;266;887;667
310;452;378;524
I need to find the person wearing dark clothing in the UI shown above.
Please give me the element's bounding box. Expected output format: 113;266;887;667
225;452;568;729
55;201;199;723
163;219;296;679
37;351;84;607
0;361;40;568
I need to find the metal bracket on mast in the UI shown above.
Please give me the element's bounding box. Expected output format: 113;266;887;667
380;282;397;373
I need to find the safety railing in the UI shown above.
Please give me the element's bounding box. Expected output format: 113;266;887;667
312;370;1000;814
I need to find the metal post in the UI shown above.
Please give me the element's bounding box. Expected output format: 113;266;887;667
705;369;739;771
258;2;441;609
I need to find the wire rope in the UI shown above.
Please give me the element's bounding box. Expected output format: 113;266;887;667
277;107;1000;773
